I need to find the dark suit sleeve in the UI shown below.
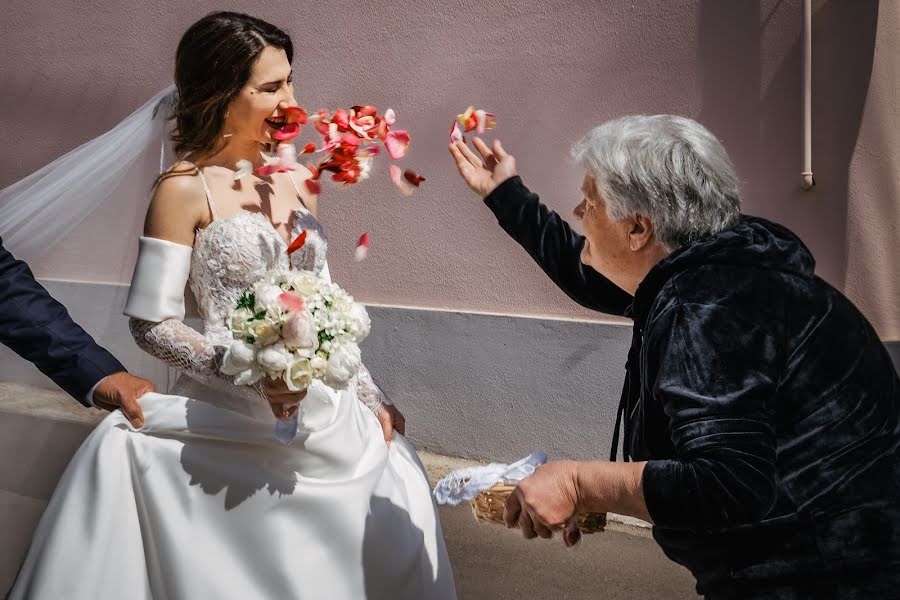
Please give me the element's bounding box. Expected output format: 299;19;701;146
0;242;125;404
483;176;633;316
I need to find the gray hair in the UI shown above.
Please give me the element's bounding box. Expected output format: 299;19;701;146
572;115;741;251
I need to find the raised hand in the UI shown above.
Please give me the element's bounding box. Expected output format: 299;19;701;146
261;376;307;419
448;137;517;198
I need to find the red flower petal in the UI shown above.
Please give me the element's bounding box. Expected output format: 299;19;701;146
384;130;411;160
333;109;350;130
272;122;301;141
254;164;281;177
287;230;308;255
284;106;308;125
403;169;426;187
355;233;370;262
301;143;317;154
304;179;321;195
390;164;413;197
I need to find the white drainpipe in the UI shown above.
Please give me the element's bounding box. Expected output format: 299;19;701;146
801;0;815;190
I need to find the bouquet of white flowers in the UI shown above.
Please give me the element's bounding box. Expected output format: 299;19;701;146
219;269;371;394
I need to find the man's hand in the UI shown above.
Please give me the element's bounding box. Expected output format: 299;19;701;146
376;404;406;444
449;137;518;198
261;376;308;419
92;371;155;428
503;461;581;543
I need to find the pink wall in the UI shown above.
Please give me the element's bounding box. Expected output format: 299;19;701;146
1;0;896;338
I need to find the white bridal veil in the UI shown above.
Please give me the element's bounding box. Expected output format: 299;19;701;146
0;85;178;273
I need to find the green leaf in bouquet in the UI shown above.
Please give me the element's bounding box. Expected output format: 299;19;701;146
236;292;256;311
247;310;268;322
245;335;256;344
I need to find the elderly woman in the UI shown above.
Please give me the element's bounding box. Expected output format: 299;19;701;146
449;116;899;599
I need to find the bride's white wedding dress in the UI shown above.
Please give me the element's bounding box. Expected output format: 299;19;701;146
10;171;456;599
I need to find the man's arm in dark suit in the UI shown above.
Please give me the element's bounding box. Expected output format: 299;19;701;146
483;176;633;316
0;241;125;405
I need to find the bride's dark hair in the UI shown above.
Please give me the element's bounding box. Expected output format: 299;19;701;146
171;11;293;161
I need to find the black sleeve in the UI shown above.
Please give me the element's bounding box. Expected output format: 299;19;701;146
483;176;633;316
0;242;125;404
641;301;779;531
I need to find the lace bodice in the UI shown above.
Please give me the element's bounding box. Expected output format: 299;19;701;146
189;207;328;344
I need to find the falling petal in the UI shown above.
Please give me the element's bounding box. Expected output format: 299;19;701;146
384;108;397;126
474;110;488;134
254;164;282;177
403;169;426;187
276;143;299;169
301;143;317;154
304;179;321;195
233;159;253;180
450;121;464;144
354;233;370;262
333;108;350;129
272;122;301;141
287;230;308;255
284;106;308;125
390;164;413;197
384;130;411;160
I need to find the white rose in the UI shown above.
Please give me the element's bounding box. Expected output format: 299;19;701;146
257;342;291;373
324;344;361;389
309;355;328;378
282;309;318;351
250;321;280;346
288;272;321;296
229;308;255;338
283;357;313;392
347;303;371;342
220;340;256;375
233;365;263;386
253;283;284;313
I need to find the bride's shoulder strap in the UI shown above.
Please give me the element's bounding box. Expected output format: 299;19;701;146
194;167;218;221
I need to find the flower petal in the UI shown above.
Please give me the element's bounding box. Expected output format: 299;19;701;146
284;106;308;125
384;108;397;126
301;143;317;154
390;164;413;197
254;164;281;177
287;230;308;255
384;130;411;160
403;169;426;187
233;159;253;180
272;122;301;141
354;233;370;262
277;291;305;311
450;121;464;144
304;179;321;195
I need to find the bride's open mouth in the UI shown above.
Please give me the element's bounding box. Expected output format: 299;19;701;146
265;116;287;130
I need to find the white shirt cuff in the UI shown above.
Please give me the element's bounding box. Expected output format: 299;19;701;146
85;379;103;407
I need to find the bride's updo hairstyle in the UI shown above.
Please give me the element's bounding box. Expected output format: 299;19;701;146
171;11;293;160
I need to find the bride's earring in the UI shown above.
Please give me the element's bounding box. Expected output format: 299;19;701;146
223;111;233;138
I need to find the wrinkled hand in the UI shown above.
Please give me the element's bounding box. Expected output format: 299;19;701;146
376;403;406;444
504;461;581;545
92;371;155;428
449;137;517;198
261;376;307;419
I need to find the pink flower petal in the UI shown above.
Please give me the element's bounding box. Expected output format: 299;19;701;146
384;108;397;126
354;233;370;262
333;109;349;129
272;122;301;141
284;106;308;125
277;291;305;311
450;121;464;144
389;164;413;197
254;164;281;177
384;130;411;160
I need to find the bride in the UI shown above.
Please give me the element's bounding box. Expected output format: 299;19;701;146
9;11;455;600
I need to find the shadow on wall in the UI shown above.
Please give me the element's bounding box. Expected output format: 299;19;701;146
697;0;879;291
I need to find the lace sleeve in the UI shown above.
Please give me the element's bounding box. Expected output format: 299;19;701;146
129;317;264;404
357;362;393;415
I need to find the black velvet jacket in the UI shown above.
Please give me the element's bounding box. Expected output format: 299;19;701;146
485;177;900;598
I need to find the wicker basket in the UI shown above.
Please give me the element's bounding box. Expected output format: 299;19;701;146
470;483;607;534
